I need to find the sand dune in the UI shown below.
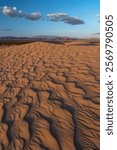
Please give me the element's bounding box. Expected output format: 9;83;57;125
0;41;100;150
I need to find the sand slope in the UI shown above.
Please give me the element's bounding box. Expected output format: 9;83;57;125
0;41;100;150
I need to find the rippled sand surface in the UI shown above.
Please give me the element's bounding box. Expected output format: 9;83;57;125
0;41;100;150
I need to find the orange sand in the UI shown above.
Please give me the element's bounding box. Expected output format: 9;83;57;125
0;41;100;150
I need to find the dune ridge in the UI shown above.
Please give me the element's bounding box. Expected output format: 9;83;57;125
0;41;99;150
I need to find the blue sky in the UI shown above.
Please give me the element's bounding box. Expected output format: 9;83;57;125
0;0;100;38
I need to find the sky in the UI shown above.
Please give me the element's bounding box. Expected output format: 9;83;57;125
0;0;100;38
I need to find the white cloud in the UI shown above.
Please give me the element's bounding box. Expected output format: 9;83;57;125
2;6;18;17
47;13;85;25
26;13;41;21
1;6;85;24
2;6;41;21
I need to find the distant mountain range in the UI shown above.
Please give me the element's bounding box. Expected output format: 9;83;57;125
0;35;78;41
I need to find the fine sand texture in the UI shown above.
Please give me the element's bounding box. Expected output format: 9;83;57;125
0;41;100;150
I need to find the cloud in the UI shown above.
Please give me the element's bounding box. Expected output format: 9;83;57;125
1;7;85;24
47;13;85;25
0;28;12;32
26;13;41;21
1;6;41;21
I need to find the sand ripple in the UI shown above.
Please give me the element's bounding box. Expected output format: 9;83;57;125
0;42;99;150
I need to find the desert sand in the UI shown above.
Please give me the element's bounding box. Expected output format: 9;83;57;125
0;40;100;150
